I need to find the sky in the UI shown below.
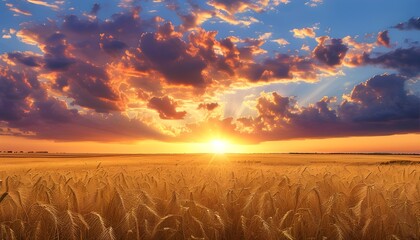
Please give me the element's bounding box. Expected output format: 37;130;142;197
0;0;419;153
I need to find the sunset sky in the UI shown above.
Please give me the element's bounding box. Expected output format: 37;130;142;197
0;0;419;153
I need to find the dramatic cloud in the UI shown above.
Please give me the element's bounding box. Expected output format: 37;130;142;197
394;17;420;30
339;74;419;122
182;74;420;142
139;31;207;87
240;53;319;82
7;52;41;67
148;96;187;120
0;68;163;141
56;62;123;113
313;37;348;66
363;47;420;77
0;68;36;121
376;30;390;47
1;2;419;144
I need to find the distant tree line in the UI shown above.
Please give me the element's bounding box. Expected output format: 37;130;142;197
1;151;48;154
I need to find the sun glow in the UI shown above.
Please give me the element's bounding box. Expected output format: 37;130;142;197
210;139;229;154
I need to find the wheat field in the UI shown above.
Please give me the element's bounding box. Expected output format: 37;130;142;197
0;153;419;240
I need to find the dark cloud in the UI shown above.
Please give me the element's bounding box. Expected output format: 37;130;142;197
7;52;41;67
148;96;187;120
43;32;76;70
313;38;348;66
63;15;99;33
363;47;420;77
394;17;420;30
0;68;77;124
339;74;419;122
100;39;127;55
243;56;291;82
0;67;163;142
34;98;79;123
0;69;35;121
217;37;241;76
377;30;390;47
198;102;219;111
59;62;122;113
90;3;101;15
240;54;318;82
139;31;207;87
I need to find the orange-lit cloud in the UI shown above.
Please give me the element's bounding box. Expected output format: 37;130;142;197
6;3;32;16
376;30;390;47
272;38;290;46
26;0;59;10
291;27;317;39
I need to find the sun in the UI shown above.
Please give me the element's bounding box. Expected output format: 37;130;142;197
210;139;229;154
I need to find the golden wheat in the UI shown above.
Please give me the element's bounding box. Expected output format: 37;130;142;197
0;154;419;239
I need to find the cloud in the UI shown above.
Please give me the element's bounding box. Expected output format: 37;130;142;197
26;0;59;10
291;27;316;39
43;33;76;70
57;61;123;113
62;15;99;33
363;47;420;77
16;112;164;142
7;52;41;67
190;0;287;26
0;68;36;121
2;5;418;144
239;53;322;82
90;3;101;15
148;96;187;120
100;39;127;55
10;6;343;104
179;11;214;30
177;3;214;30
313;37;348;66
376;30;390;47
305;0;323;7
6;4;32;16
207;0;282;15
339;74;419;122
181;74;420;142
139;31;207;87
11;10;154;112
272;38;290;46
198;102;219;111
0;67;163;142
394;17;420;30
301;44;310;51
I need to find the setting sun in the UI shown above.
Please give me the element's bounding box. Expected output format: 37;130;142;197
210;140;229;154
